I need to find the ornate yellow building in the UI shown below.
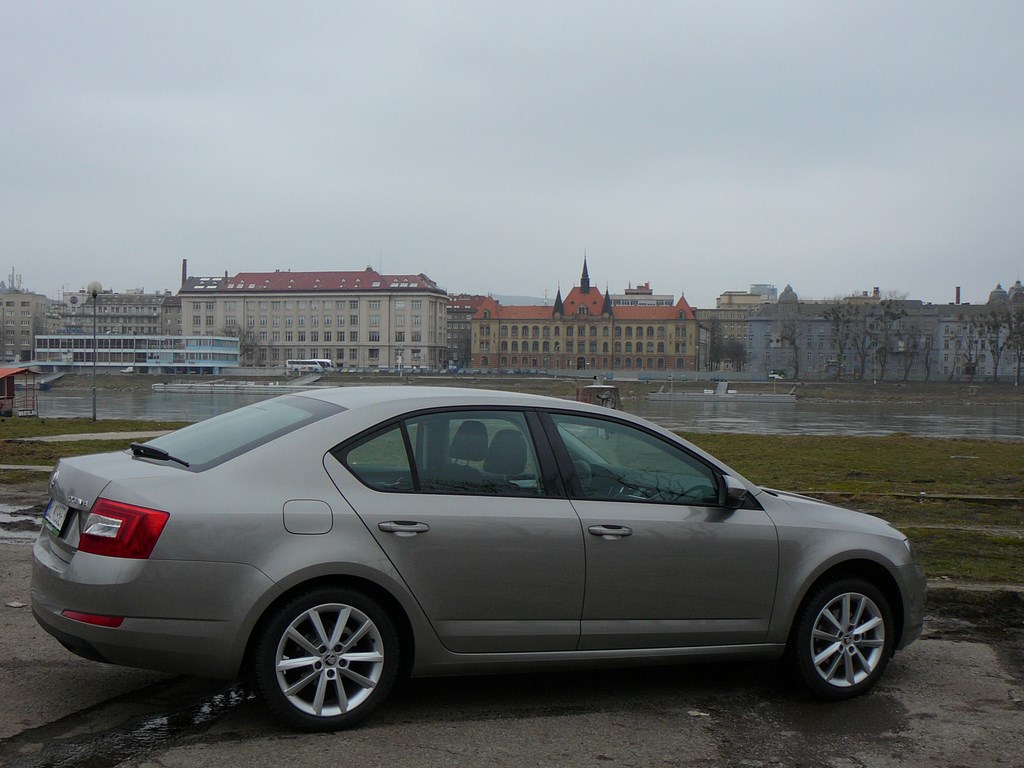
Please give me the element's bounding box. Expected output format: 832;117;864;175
471;259;700;373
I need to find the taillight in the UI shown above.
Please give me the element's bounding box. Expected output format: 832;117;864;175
61;610;124;628
77;499;169;559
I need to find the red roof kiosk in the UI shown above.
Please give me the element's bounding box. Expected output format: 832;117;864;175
0;367;38;417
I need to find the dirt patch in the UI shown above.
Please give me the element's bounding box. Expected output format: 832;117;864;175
927;587;1024;681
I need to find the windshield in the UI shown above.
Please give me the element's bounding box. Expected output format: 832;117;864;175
141;395;344;471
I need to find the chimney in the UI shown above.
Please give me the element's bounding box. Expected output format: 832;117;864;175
955;286;961;305
181;258;188;287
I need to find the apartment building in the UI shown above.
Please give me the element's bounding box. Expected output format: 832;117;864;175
0;289;48;364
447;294;488;370
746;282;1024;382
56;288;181;336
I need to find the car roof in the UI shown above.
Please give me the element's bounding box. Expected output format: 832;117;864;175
290;385;579;412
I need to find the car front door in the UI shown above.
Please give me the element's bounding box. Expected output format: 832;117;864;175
326;409;585;654
544;412;779;651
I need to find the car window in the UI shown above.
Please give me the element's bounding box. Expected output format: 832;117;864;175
339;410;549;497
142;395;343;471
550;413;719;505
342;424;415;491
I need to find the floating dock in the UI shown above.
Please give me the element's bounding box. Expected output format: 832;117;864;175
152;374;322;394
648;380;796;403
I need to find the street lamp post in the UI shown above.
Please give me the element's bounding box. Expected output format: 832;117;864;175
87;281;102;421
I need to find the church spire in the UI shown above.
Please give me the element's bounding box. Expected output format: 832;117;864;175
580;253;591;294
553;286;564;316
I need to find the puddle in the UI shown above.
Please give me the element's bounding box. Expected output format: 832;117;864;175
0;678;251;768
0;505;41;542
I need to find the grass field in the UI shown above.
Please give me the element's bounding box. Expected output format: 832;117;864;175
2;418;1021;583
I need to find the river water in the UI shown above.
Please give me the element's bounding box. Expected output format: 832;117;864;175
30;388;1024;440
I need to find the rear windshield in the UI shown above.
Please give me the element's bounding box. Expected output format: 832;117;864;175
141;395;344;471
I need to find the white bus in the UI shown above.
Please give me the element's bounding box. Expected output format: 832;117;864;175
285;358;335;373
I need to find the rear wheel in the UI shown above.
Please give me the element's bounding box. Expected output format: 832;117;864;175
789;578;893;699
253;587;399;731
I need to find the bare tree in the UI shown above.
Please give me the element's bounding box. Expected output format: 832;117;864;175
981;309;1010;383
949;314;984;383
920;330;936;381
705;319;724;371
871;298;908;382
1006;304;1024;386
821;300;854;380
778;317;804;379
896;321;923;382
220;324;262;366
849;305;874;380
720;338;747;371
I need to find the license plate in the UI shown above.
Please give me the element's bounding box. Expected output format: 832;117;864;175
44;499;70;535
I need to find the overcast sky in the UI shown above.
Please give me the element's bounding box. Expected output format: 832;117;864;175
3;1;1023;308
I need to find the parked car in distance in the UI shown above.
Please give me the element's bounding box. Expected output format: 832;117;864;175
32;386;925;731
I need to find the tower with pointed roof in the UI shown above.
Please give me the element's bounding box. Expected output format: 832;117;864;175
580;255;591;294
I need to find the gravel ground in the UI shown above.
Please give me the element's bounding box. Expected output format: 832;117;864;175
3;476;1023;767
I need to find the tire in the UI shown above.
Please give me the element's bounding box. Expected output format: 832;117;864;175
788;578;894;700
253;587;400;731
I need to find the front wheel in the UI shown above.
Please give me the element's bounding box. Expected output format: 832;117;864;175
789;578;894;700
253;587;399;731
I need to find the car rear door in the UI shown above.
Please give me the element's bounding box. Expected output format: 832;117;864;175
325;408;585;654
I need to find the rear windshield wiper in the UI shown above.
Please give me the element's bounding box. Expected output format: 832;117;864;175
130;442;191;468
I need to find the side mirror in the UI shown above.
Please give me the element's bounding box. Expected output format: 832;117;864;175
721;475;749;508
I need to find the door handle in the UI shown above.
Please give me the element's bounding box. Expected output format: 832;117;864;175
588;525;633;539
378;521;430;536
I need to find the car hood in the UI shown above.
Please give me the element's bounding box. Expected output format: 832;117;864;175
763;487;905;540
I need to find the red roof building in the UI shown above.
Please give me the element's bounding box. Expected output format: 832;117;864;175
471;259;701;374
178;265;448;370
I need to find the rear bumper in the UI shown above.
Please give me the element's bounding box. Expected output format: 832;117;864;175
31;532;279;679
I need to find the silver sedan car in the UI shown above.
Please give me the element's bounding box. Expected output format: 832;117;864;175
32;386;925;731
